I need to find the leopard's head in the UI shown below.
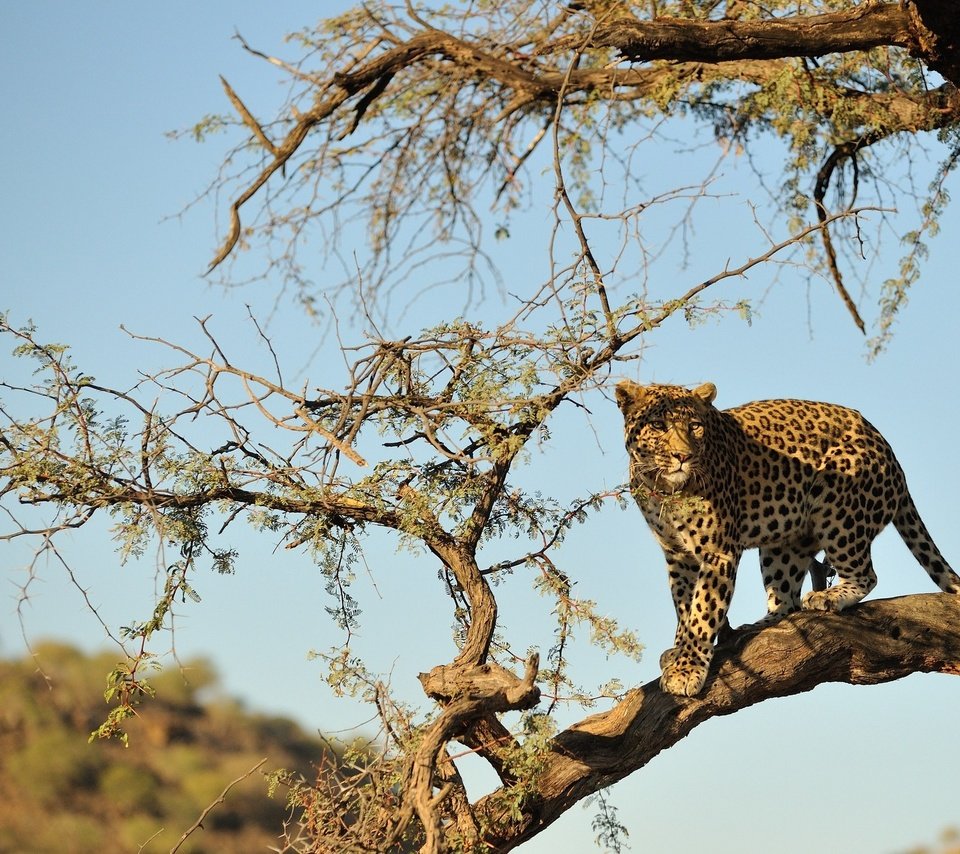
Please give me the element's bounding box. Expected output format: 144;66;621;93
614;381;717;494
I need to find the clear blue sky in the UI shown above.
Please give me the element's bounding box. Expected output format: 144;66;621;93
2;4;959;853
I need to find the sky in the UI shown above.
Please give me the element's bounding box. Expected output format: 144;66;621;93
2;4;959;853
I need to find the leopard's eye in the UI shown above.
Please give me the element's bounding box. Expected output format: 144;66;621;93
689;420;705;435
647;419;667;432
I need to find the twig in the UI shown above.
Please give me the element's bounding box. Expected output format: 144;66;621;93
294;406;368;466
137;826;165;853
233;30;319;84
169;757;268;854
552;56;618;345
617;206;889;344
813;131;885;334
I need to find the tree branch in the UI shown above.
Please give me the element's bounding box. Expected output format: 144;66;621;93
812;133;885;335
556;4;914;64
908;0;960;85
205;1;960;285
475;593;960;851
388;654;541;853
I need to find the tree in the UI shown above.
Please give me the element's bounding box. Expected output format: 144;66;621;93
2;2;960;852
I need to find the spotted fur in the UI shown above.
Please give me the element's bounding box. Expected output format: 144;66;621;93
615;380;960;697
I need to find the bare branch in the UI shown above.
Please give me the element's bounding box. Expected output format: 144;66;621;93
812;132;887;334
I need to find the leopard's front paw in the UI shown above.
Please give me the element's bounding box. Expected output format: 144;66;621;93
659;646;680;669
659;659;709;697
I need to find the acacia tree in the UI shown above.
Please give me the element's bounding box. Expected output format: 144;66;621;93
3;2;960;852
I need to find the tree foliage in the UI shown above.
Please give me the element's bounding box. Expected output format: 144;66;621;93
3;2;960;852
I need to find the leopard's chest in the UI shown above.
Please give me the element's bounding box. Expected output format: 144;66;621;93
639;492;733;558
638;449;818;552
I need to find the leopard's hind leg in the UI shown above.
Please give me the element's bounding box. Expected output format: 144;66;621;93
758;540;818;621
802;538;877;612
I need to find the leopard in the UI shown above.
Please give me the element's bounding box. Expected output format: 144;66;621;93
615;379;960;698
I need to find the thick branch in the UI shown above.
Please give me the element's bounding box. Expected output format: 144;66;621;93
567;0;960;91
909;0;960;85
562;4;913;64
475;593;960;851
437;546;501;668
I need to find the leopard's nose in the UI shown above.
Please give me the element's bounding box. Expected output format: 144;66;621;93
672;451;691;463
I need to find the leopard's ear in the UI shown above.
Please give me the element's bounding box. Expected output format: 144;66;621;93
614;380;647;414
692;382;717;404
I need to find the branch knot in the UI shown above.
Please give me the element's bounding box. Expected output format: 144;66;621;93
419;653;541;712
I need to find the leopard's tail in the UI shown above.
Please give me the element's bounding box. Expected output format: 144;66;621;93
893;493;960;595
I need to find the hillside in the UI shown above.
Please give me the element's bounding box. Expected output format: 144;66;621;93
0;641;336;853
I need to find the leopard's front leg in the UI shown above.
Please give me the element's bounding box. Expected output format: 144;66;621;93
657;550;699;671
660;551;739;697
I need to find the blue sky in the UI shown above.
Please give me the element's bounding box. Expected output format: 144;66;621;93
2;4;959;853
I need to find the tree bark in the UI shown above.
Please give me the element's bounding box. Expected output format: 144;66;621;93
474;593;960;851
908;0;960;86
569;2;960;88
573;4;913;64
